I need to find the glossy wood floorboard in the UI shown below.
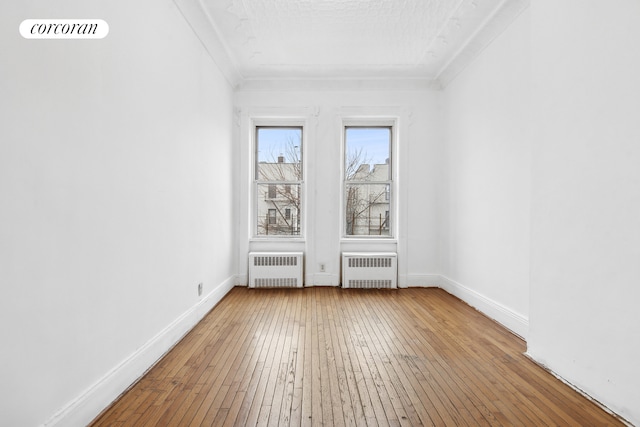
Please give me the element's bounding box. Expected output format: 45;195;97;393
91;287;623;426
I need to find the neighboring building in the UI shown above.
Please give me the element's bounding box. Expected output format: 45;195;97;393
345;162;390;236
256;159;390;236
256;158;301;236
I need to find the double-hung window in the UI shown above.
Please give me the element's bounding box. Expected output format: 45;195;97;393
255;126;303;236
344;126;393;237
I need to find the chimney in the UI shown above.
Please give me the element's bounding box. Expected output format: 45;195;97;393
278;155;284;163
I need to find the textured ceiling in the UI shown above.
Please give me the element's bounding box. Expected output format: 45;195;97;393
186;0;528;86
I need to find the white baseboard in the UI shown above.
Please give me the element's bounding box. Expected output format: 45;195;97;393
523;352;635;427
44;272;529;426
302;272;528;340
235;274;248;286
439;275;529;339
400;274;441;288
305;273;340;286
43;276;236;427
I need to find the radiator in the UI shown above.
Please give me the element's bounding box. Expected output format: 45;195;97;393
342;252;398;289
248;252;304;288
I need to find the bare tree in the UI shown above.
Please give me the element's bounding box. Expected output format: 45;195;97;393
256;138;389;235
344;147;389;235
257;136;302;235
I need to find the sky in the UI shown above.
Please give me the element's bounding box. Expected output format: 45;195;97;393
345;127;391;166
257;127;302;163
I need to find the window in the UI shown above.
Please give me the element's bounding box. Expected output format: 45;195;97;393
267;184;277;199
255;126;303;236
344;126;392;237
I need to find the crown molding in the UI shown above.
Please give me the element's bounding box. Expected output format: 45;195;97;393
174;0;528;91
173;0;243;88
435;0;530;88
237;77;439;92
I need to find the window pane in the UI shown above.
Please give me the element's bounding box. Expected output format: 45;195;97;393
345;127;390;181
257;183;301;236
268;184;277;199
256;127;302;182
345;183;390;236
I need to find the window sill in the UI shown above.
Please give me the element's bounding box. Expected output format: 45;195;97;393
249;237;306;243
340;237;397;243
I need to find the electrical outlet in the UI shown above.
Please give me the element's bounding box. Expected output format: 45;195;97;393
319;263;326;273
197;283;203;296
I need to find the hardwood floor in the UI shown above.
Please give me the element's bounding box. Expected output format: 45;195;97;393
91;287;623;426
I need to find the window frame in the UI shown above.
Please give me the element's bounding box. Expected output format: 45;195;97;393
252;123;305;239
341;121;396;239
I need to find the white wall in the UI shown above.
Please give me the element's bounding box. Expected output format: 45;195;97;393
442;2;640;423
0;1;235;425
234;85;441;288
528;1;640;424
440;9;531;338
4;0;638;424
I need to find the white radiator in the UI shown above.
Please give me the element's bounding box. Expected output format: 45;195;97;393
342;252;398;289
248;252;304;288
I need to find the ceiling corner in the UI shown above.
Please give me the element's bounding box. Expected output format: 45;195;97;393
435;0;530;89
173;0;243;88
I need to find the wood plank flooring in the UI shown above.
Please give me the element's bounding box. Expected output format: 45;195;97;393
91;287;623;426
